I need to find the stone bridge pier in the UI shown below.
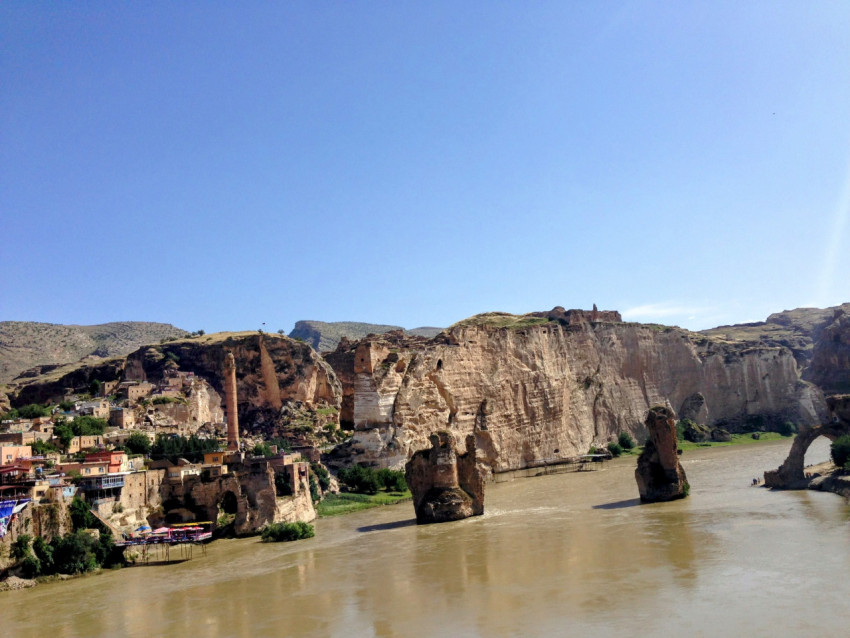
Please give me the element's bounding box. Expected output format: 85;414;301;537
764;395;850;488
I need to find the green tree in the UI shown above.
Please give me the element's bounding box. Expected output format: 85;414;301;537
89;379;103;396
32;439;58;455
33;536;54;574
311;462;331;491
69;496;95;530
50;531;99;574
54;421;75;450
338;465;380;494
261;521;314;542
12;534;33;561
125;431;152;455
831;435;850;468
376;468;407;492
618;432;636;450
607;442;623;457
777;421;797;437
252;442;273;458
17;404;50;419
71;415;108;436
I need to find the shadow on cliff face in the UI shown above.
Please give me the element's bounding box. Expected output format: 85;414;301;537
592;498;641;510
357;518;417;533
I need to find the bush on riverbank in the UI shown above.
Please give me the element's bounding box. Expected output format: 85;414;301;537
830;435;850;468
11;529;119;577
618;432;636;450
260;522;315;542
607;442;623;457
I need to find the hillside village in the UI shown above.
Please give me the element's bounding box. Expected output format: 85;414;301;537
0;353;323;576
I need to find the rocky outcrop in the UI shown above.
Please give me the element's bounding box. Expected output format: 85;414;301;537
329;309;826;472
635;406;689;502
701;304;850;393
405;431;485;524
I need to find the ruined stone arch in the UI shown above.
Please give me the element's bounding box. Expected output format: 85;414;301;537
764;423;850;488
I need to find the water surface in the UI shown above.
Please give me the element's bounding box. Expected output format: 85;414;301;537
3;438;848;637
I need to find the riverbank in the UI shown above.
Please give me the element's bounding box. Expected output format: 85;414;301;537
316;490;411;516
676;431;793;451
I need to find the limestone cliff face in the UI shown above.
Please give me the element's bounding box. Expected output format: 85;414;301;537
329;314;826;472
808;307;850;395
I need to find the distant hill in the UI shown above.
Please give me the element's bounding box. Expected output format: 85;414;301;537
289;320;443;352
0;321;188;384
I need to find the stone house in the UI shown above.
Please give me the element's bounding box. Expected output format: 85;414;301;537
124;382;155;402
79;399;110;419
109;407;136;429
84;450;129;473
65;435;104;454
0;445;32;465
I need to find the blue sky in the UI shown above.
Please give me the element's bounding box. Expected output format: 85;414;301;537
2;2;849;334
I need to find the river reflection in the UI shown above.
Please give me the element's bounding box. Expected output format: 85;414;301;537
3;439;850;637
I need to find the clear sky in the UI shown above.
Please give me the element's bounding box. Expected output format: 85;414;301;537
2;2;849;334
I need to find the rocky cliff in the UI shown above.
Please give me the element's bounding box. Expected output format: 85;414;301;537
328;308;826;472
701;303;850;393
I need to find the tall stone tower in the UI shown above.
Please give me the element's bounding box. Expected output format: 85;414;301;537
223;352;240;451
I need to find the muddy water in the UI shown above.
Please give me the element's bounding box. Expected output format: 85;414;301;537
3;438;849;637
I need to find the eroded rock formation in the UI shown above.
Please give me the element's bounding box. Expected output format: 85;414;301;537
635;406;689;502
329;308;825;472
405;431;485;524
765;395;850;488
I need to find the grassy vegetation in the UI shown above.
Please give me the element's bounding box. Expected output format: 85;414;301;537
451;313;551;330
676;432;790;452
316;491;411;517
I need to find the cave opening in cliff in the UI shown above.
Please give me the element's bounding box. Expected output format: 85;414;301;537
219;491;238;515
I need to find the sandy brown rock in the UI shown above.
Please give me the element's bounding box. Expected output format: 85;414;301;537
329;310;825;472
635;406;689;502
405;431;484;524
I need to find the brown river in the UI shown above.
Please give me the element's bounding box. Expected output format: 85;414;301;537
3;438;849;637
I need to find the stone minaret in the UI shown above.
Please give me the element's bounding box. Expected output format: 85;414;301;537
223;352;240;451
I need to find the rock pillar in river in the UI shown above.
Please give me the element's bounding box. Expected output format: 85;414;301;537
405;431;485;524
223;352;240;451
635;406;689;502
